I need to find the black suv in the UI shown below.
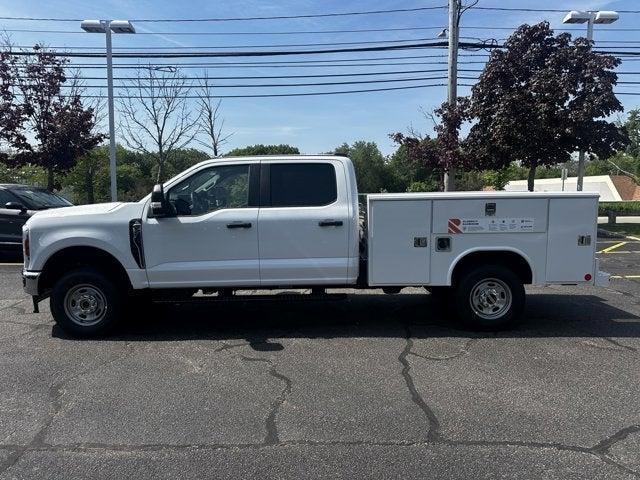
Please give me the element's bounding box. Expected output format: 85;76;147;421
0;184;72;256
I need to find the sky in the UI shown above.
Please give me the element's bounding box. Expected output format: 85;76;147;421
0;0;638;156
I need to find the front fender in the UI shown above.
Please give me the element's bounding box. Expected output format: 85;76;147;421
30;228;137;272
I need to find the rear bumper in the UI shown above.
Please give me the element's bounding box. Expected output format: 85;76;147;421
22;270;40;295
594;259;610;287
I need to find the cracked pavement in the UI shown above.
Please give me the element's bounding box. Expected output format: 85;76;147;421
1;242;640;479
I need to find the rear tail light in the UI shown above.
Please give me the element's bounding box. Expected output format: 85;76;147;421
584;273;592;281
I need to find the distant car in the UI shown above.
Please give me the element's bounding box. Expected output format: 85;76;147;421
0;184;72;255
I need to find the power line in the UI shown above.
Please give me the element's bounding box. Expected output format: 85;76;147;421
471;6;640;14
1;40;501;58
0;41;455;58
10;37;450;51
13;75;474;89
11;82;473;98
13;68;457;81
0;6;448;23
1;26;448;35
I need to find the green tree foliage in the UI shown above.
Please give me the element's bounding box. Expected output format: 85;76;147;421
226;144;300;156
62;146;209;204
391;98;471;191
333;141;390;193
467;22;627;191
4;45;103;190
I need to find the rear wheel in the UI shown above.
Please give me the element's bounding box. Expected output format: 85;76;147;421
50;267;123;338
453;265;524;330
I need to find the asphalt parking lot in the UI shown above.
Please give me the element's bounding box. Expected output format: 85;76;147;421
1;239;640;479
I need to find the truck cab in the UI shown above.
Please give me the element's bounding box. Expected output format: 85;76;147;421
22;155;608;337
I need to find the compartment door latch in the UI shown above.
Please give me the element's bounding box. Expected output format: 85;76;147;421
577;235;591;246
414;237;428;247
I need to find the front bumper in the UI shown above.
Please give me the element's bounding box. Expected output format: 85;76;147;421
22;271;41;295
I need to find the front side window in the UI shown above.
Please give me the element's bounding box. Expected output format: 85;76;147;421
167;164;249;216
270;163;337;207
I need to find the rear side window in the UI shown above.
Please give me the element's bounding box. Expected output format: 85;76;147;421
270;163;337;207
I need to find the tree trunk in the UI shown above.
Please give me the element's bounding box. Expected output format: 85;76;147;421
85;164;94;204
47;167;54;191
527;163;537;192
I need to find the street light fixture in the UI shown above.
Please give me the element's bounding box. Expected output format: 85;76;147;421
81;19;135;202
563;10;619;192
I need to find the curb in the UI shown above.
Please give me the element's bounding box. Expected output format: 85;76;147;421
597;228;626;239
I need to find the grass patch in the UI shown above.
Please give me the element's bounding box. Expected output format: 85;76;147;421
599;223;640;236
599;201;640;216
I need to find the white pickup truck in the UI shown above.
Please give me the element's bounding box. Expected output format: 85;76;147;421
22;155;609;336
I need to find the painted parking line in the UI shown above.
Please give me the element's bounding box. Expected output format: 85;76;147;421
611;275;640;279
596;251;640;254
0;263;23;266
598;241;628;254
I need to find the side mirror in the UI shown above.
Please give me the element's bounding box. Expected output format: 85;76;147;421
150;184;175;218
5;202;27;213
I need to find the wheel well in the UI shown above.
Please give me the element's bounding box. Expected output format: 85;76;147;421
451;251;533;286
39;246;132;294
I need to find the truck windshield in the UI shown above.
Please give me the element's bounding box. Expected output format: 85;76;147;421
13;188;73;209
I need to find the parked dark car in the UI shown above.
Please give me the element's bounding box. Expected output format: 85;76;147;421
0;184;73;256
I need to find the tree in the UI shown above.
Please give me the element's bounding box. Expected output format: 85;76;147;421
333;141;389;193
391;97;471;191
6;45;103;190
467;22;627;191
226;144;300;156
119;66;200;182
196;72;232;157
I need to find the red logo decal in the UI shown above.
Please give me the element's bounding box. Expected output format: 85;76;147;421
448;218;462;234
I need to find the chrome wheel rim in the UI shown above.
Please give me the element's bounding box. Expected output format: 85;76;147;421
63;284;107;326
469;278;512;320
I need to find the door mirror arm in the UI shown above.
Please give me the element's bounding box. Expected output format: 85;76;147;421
5;201;27;213
150;184;176;218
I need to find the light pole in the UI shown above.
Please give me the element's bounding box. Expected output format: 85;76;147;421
81;19;136;202
443;0;460;192
562;10;619;192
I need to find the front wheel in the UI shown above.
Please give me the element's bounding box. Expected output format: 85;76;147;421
50;267;123;338
453;265;525;330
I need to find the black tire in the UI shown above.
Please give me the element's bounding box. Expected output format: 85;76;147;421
50;267;123;338
452;264;525;330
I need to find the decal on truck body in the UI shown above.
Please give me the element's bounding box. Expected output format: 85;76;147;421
448;217;534;234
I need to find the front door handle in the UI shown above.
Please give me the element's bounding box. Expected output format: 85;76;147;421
226;222;252;229
319;220;343;227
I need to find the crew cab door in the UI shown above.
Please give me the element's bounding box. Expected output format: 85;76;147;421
142;162;261;288
258;160;351;285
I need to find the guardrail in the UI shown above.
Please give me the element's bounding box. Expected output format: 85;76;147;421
599;201;640;225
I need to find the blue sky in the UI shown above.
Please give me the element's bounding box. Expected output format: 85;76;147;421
0;0;638;155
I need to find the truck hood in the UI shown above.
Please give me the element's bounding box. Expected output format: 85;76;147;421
30;202;122;219
26;202;146;229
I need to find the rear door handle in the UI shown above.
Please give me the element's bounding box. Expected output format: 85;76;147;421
319;220;343;227
226;222;252;229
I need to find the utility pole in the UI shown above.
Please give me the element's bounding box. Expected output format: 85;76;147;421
444;0;460;192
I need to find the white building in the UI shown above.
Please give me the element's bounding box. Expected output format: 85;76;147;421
504;175;640;201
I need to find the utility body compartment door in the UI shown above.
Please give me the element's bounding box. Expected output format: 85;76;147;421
545;197;598;283
367;198;431;286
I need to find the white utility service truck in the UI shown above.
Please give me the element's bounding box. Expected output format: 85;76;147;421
22;156;609;337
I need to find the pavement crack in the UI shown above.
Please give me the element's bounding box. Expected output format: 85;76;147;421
239;355;292;446
0;342;135;476
398;326;441;442
591;424;640;455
